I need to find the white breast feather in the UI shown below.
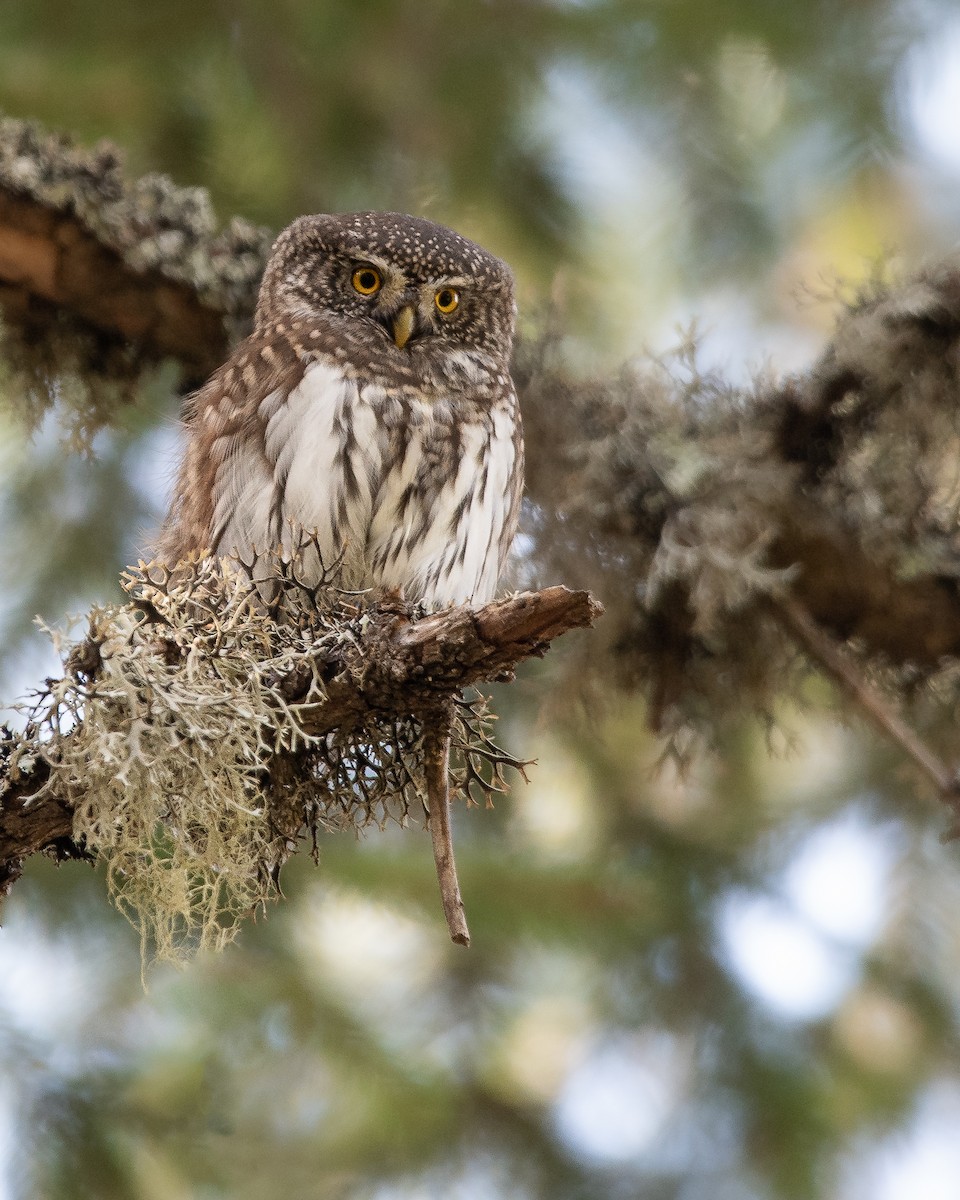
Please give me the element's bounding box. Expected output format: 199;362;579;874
214;358;516;609
266;362;379;574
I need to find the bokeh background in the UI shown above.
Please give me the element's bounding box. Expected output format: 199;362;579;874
4;2;960;1197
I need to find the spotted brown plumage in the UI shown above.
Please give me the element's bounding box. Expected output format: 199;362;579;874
158;212;524;609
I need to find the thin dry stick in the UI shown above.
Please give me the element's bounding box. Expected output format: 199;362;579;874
423;718;470;946
772;592;960;826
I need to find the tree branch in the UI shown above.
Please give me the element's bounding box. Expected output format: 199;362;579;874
770;592;960;821
6;117;960;676
0;189;232;380
423;714;471;946
0;586;602;893
0;117;270;386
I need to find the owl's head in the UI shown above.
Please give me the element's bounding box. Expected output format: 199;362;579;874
256;212;516;376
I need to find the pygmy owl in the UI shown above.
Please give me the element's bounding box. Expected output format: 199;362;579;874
158;212;524;609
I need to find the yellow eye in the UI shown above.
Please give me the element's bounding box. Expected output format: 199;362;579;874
434;287;460;315
352;266;382;296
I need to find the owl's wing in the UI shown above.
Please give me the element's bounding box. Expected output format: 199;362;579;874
155;323;308;565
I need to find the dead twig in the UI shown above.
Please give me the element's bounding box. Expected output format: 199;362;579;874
771;591;960;833
423;707;470;946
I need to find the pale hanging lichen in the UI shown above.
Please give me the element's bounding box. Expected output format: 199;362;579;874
7;546;523;964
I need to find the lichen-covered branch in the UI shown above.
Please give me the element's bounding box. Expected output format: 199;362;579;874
0;116;270;405
0;187;231;381
518;259;960;748
0;556;600;955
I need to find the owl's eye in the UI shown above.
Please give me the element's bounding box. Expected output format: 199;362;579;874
434;287;460;315
351;266;382;296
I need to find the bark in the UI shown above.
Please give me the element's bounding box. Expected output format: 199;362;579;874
0;189;231;380
0;116;270;390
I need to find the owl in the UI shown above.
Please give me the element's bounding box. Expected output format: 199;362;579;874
157;212;523;610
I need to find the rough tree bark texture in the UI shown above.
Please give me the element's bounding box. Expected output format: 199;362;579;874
0;187;232;379
0;117;270;386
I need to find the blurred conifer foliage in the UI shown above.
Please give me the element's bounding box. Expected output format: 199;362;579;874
4;2;960;1199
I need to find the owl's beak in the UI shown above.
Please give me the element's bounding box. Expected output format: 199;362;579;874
391;305;417;349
